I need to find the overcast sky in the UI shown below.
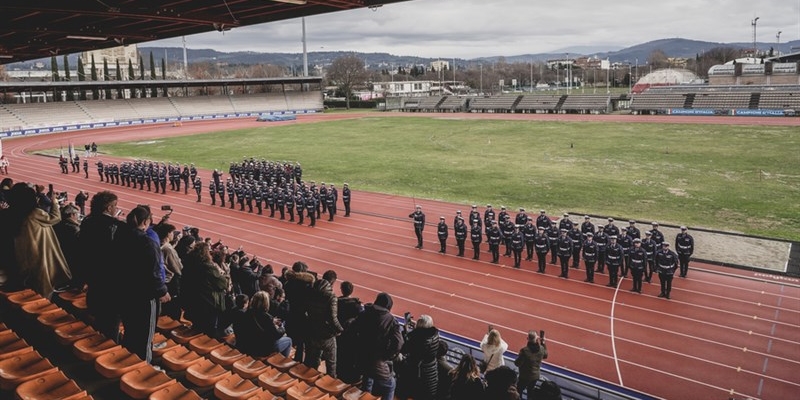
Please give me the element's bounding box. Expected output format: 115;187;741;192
150;0;800;59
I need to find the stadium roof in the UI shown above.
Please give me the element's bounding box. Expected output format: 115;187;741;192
0;0;410;65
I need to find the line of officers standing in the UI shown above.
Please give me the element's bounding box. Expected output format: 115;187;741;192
410;205;694;300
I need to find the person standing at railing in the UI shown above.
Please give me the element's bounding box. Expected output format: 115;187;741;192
514;330;548;398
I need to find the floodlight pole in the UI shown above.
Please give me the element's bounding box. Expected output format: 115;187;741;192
480;64;483;95
752;17;760;56
530;60;533;93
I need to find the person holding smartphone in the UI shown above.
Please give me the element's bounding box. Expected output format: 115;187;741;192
514;330;549;397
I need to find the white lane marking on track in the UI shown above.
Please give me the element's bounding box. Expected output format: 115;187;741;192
610;276;624;386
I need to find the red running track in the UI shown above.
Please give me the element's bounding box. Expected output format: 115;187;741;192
2;114;799;399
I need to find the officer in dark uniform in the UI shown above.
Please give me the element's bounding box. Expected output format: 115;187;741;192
409;206;425;249
319;183;328;215
582;233;598;283
193;178;202;202
454;217;467;257
536;210;550;230
294;162;302;184
181;165;191;194
236;184;245;211
501;217;515;257
604;218;620;237
276;189;286;219
437;217;449;254
534;227;550;273
487;221;502;264
515;208;528;227
313;189;321;220
581;215;595;238
328;184;338;219
146;163;155;191
453;210;463;229
557;229;573;278
189;163;198;182
326;190;336;222
675;227;694;278
618;228;632;278
641;231;656;283
158;164;167;194
656;242;678;299
59;155;69;174
522;218;537;261
209;181;217;206
136;164;145;190
284;189;293;220
468;205;481;231
83;159;89;178
470;221;482;260
605;236;623;287
595;226;608;273
305;192;316;227
629;238;647;293
511;225;525;268
568;226;583;268
546;221;560;265
342;183;351;217
649;222;665;246
559;213;574;231
120;162;129;186
295;192;305;225
96;160;104;181
266;187;275;215
212;169;222;186
498;206;509;225
244;185;254;212
217;179;226;207
483;204;495;233
91;142;97;156
627;221;641;240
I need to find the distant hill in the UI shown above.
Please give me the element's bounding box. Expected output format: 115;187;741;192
6;38;799;71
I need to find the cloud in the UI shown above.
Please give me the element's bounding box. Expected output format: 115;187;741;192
149;0;800;58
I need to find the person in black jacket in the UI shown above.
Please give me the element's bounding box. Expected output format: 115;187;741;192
353;292;404;400
397;315;440;400
437;217;448;254
234;291;292;357
337;281;364;384
470;223;483;260
534;227;550;273
410;206;426;249
448;354;485;400
119;206;170;364
342;183;352;217
582;233;598;283
454;217;467;257
304;269;345;377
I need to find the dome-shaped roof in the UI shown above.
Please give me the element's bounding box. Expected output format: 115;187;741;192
636;68;700;84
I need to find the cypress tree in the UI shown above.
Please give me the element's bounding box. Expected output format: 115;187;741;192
90;54;99;99
63;55;74;101
116;59;123;99
50;56;61;101
103;58;111;99
149;52;156;97
77;57;87;101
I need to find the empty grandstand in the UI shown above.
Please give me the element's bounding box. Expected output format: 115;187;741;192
630;85;800;115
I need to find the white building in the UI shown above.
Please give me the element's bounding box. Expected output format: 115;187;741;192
430;60;449;72
372;80;436;97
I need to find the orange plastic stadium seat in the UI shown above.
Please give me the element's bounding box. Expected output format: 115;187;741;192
14;370;85;400
70;296;88;310
20;298;61;316
284;380;328;400
208;345;246;368
287;363;322;384
185;358;233;387
187;335;224;355
148;382;203;400
53;321;96;345
72;334;122;362
169;326;204;344
57;290;86;303
156;316;184;334
265;352;299;372
152;337;180;358
0;350;58;390
232;356;271;379
342;387;380;400
256;366;299;395
120;365;177;399
0;322;8;332
314;374;351;397
94;349;147;379
244;389;282;400
0;288;34;301
0;331;33;361
214;375;262;400
160;346;204;372
6;290;44;307
36;308;79;329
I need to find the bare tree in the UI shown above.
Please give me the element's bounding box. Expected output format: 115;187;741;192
327;54;369;109
648;49;670;69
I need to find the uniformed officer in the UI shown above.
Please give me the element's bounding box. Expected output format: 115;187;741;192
650;222;665;246
454;217;467;257
522;218;537;261
559;213;574;231
59;155;69;174
557;229;573;278
193;178;202;202
96;160;104;181
534;227;550;273
605;235;624;287
656;242;678;299
536;210;550;230
83;159;89;179
342;183;351;217
627;220;641;240
158;164;167;194
181;165;191;194
294;162;302;184
275;189;285;219
409;206;426;249
305;191;316;227
487;221;502;264
675;227;694;278
244;185;254;213
217;179;226;207
511;225;525;268
581;215;595;238
328;184;338;219
189;163;198;182
501;217;515;257
594;226;608;273
295;192;305;225
568;226;583;268
319;183;328;215
266;186;275;215
629;238;648;293
515;208;528;227
453;210;463;229
326;190;336;221
284;189;294;220
483;205;495;235
209;181;217;205
437;217;449;254
546;221;560;265
642;231;657;283
497;206;509;225
604;218;620;237
469;205;482;230
618;228;632;278
582;233;598;283
470;221;483;260
236;184;246;211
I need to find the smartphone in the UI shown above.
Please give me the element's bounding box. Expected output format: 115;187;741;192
540;330;546;343
161;205;172;211
48;184;54;194
115;209;123;217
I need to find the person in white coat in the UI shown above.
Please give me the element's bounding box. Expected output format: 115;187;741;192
480;327;508;373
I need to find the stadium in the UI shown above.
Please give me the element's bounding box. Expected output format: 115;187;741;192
1;2;799;400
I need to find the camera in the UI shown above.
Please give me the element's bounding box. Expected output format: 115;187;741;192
161;205;172;211
56;191;68;204
540;330;546;344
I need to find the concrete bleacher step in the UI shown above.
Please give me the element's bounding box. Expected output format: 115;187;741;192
683;93;695;108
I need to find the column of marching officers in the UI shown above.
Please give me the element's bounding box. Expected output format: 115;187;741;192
90;158;352;226
412;205;694;300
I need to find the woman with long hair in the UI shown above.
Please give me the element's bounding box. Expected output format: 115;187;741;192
233;290;292;357
181;241;229;337
480;328;508;372
448;354;485;400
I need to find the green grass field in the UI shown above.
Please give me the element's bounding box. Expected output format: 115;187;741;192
99;117;800;241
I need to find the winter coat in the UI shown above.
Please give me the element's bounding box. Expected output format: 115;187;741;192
181;258;228;319
480;334;508;372
305;277;344;340
14;206;71;297
352;303;404;381
234;308;286;358
514;342;548;386
399;326;440;400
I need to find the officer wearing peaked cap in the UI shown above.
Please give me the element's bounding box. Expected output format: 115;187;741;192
437;216;449;254
409;206;426;249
